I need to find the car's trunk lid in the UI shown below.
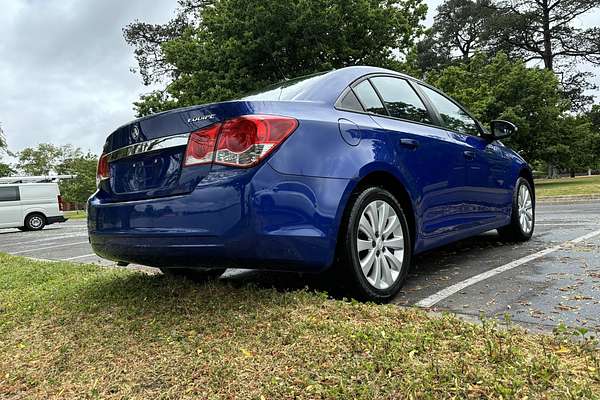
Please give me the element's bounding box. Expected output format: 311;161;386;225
99;103;233;202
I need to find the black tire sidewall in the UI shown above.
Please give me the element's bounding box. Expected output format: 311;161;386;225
344;187;412;302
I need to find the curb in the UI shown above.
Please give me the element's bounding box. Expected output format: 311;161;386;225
538;194;600;204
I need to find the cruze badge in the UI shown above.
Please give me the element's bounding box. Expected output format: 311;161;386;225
187;114;216;123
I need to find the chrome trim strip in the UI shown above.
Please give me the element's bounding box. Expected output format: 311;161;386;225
105;133;190;162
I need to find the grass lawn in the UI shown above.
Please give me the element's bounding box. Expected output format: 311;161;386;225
536;175;600;198
0;255;598;399
63;210;87;220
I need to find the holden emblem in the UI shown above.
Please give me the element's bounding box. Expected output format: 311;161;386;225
131;125;141;141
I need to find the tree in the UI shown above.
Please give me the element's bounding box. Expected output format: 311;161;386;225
433;0;495;61
15;143;98;204
17;144;66;176
492;0;600;109
427;53;569;165
0;123;12;177
55;152;98;204
125;0;428;116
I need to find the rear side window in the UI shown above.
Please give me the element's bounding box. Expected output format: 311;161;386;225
419;85;480;136
0;186;20;202
353;80;386;115
338;90;363;112
370;77;432;124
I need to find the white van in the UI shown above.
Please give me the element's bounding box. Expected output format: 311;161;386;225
0;183;68;230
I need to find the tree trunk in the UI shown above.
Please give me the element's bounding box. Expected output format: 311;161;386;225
570;168;575;178
542;0;553;70
589;168;592;176
547;163;559;179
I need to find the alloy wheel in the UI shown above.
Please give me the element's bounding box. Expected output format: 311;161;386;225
518;184;533;234
356;200;404;290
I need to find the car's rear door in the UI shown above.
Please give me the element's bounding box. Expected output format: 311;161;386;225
0;186;22;228
354;76;469;248
417;84;511;226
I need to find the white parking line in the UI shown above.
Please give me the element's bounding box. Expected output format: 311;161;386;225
414;228;600;308
10;241;90;255
63;253;97;260
0;233;88;247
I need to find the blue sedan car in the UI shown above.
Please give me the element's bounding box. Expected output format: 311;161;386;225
88;66;535;302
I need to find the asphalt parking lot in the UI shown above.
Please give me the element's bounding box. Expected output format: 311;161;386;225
1;202;599;333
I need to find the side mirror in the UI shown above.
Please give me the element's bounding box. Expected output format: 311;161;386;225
490;120;517;140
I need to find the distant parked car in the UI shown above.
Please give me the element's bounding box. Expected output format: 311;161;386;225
0;182;68;230
88;66;535;302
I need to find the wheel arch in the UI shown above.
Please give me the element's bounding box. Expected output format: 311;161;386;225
519;166;535;202
336;170;418;254
24;211;47;226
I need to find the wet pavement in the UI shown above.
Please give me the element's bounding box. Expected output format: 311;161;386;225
1;202;599;334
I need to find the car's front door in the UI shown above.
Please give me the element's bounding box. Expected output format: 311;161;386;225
417;84;511;226
357;76;470;248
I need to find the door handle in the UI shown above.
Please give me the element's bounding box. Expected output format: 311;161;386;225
399;138;419;149
463;150;475;160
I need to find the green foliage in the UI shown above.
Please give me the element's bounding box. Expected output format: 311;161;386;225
126;0;428;116
17;143;65;176
16;144;98;204
427;53;569;164
55;152;98;204
0;162;14;177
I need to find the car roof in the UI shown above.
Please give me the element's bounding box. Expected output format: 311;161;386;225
296;66;415;105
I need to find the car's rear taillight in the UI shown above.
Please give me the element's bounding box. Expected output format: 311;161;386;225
57;195;64;211
183;115;298;168
184;123;222;166
96;154;109;186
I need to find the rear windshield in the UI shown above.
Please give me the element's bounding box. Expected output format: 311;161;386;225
241;72;328;101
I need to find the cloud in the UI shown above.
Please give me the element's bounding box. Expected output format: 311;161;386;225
0;0;178;155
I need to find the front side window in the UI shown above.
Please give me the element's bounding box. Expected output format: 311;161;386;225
0;186;20;202
370;77;432;124
353;80;386;115
419;85;480;136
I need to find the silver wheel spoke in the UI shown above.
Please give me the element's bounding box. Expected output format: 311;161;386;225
383;236;404;250
366;202;379;234
382;216;399;239
359;215;375;239
357;239;372;252
384;249;403;272
377;202;388;235
379;255;393;286
360;249;376;275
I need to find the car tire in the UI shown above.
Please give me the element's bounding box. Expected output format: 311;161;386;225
160;267;226;282
497;177;535;242
24;213;46;231
337;186;412;303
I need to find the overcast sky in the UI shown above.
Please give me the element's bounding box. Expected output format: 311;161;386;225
1;0;599;156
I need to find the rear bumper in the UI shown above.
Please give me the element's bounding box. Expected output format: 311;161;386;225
88;164;351;271
47;216;68;224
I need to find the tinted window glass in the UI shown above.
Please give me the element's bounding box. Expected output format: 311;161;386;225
241;72;327;101
353;80;386;115
0;186;19;202
419;85;480;136
338;90;363;112
370;77;431;124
